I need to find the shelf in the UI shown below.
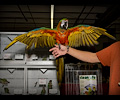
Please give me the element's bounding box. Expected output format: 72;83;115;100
0;60;25;66
26;61;56;66
0;60;55;66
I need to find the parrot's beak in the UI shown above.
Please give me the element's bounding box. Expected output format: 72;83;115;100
60;20;68;30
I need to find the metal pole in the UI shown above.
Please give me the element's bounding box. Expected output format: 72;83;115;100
51;5;54;29
24;67;28;95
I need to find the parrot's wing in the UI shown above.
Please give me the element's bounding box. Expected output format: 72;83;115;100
3;27;57;51
67;25;116;47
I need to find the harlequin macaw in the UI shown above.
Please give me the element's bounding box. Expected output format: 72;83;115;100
3;18;116;88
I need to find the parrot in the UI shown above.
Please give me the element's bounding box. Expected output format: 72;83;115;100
0;78;10;87
3;18;116;88
41;86;46;95
84;84;97;95
4;87;10;94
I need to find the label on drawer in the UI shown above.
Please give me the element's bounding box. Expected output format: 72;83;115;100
3;53;12;59
49;89;58;94
29;89;37;94
15;54;24;60
39;78;46;85
14;89;22;94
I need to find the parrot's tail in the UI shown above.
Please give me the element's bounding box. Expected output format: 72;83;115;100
56;57;64;89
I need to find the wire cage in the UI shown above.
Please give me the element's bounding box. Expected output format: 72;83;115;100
65;63;103;95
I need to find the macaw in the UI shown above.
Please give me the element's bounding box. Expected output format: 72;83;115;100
3;18;116;88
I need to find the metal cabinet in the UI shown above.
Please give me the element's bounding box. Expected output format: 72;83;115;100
0;32;60;95
0;61;60;95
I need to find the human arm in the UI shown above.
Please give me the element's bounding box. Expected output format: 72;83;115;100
49;44;100;63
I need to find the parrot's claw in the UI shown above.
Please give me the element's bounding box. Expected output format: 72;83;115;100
66;45;69;52
58;44;61;50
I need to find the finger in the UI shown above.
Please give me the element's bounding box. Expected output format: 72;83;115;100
52;50;59;56
52;50;57;55
52;52;59;55
53;53;59;58
49;44;59;52
49;47;57;52
54;44;59;48
54;54;60;58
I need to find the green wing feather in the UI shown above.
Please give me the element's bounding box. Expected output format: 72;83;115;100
68;25;116;47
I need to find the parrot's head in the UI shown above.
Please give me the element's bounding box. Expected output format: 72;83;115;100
59;18;68;30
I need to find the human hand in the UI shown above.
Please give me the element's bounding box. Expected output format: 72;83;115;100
49;44;68;58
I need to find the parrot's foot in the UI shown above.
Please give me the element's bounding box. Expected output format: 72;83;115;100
57;44;69;52
58;44;61;50
66;45;69;52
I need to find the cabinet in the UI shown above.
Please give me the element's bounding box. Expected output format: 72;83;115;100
0;32;60;95
0;60;60;95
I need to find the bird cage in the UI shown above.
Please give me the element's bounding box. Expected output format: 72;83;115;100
65;63;103;95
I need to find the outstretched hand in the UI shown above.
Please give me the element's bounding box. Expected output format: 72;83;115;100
49;44;68;58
